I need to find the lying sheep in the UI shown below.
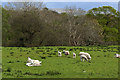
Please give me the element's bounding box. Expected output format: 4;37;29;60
63;50;70;55
79;52;91;61
26;61;42;66
73;52;76;58
80;54;88;62
26;57;42;66
114;54;120;58
58;51;62;57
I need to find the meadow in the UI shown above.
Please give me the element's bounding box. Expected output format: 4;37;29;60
2;46;119;78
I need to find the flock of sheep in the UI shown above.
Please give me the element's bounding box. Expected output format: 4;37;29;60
26;50;120;67
26;50;92;66
58;50;91;62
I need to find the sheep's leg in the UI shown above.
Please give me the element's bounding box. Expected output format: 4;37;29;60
80;58;83;62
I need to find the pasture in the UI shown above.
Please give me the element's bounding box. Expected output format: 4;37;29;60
2;46;119;78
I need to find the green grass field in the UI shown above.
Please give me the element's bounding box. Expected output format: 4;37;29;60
2;46;119;78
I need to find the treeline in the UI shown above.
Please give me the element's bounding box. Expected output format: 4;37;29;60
2;2;119;47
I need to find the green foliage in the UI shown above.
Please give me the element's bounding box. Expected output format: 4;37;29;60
2;8;11;46
87;6;119;45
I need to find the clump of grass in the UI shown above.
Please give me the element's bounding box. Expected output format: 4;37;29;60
54;51;57;52
16;60;20;62
53;53;56;55
5;73;13;76
46;50;50;52
43;53;45;54
10;52;14;54
6;67;12;72
24;72;32;75
97;55;100;57
6;56;9;57
8;61;14;63
31;48;34;50
104;55;107;57
11;54;13;56
17;70;22;73
46;70;61;76
36;51;39;54
69;49;73;51
41;57;46;59
48;55;52;57
67;56;71;58
40;50;43;52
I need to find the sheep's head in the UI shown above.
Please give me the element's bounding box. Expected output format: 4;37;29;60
73;52;76;55
27;57;32;63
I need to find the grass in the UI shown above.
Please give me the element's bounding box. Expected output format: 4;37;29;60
2;46;119;78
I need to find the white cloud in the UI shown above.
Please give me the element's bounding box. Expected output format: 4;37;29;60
1;0;120;2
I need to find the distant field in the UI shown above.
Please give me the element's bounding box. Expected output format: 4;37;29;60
2;46;119;78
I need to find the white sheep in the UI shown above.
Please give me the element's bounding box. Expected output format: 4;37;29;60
114;54;120;58
58;51;62;56
26;61;42;66
79;52;91;61
80;54;88;62
73;52;76;58
63;50;70;55
26;57;42;66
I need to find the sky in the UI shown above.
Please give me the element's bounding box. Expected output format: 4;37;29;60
2;2;119;11
44;2;118;11
1;0;120;2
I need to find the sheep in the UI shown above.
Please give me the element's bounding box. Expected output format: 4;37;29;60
114;54;120;58
26;57;42;66
63;50;70;56
73;52;76;58
26;61;42;66
80;54;88;62
79;52;91;61
58;51;62;57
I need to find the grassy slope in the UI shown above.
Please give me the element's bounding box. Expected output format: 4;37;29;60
2;46;119;78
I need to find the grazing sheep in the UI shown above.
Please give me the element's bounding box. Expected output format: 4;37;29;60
80;55;88;62
63;50;70;55
114;54;120;58
58;51;62;57
79;52;91;61
73;52;76;58
26;57;42;66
